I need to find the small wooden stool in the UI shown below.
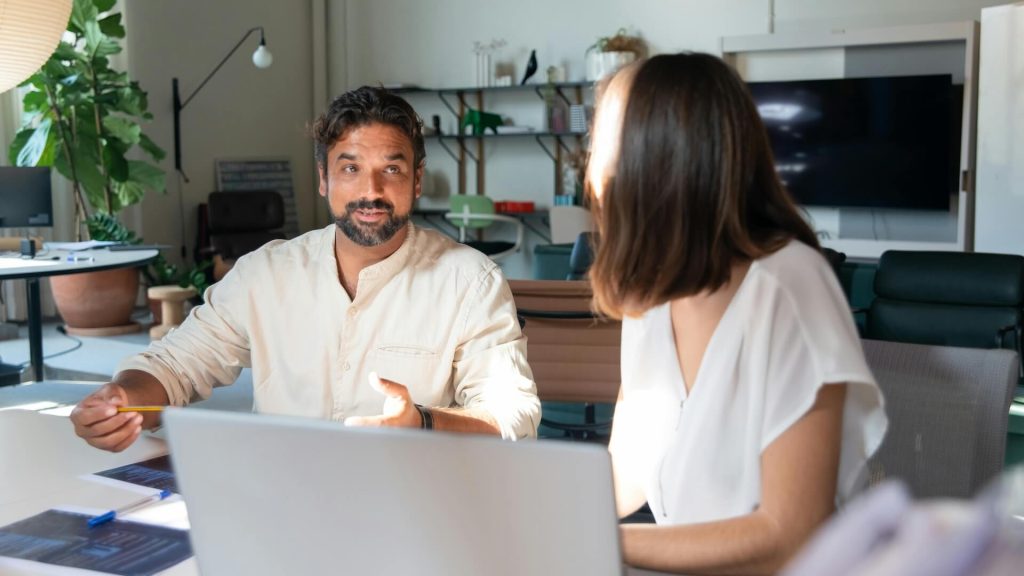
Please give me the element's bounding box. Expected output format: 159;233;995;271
148;285;197;340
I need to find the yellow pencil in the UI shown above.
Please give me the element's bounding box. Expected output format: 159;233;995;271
116;406;165;413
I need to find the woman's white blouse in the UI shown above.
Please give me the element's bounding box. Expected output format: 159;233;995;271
610;241;888;524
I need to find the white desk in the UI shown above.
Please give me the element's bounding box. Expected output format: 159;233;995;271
0;409;197;575
0;248;158;382
0;383;664;576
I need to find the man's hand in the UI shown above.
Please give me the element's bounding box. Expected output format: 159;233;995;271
344;372;422;429
70;383;144;452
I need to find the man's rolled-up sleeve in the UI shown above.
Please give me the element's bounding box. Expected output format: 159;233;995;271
451;266;541;440
116;258;253;406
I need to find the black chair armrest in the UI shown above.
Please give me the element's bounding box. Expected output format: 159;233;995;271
997;324;1014;347
996;324;1024;378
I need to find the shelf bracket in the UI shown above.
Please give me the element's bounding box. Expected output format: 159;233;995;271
535;135;557;162
435;137;461;163
520;216;552;243
554;85;573;107
555;135;577;155
437;92;460;122
457;137;479;163
532;85;573;107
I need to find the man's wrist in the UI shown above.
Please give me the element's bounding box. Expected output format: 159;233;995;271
415;404;434;430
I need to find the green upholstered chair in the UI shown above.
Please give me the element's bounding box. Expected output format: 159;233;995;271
865;251;1024;362
444;195;523;261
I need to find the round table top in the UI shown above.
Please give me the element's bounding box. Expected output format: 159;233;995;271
0;248;159;280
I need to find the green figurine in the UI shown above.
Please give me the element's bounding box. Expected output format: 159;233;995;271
460;108;503;135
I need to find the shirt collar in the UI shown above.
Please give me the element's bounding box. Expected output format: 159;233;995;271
359;221;417;282
322;221;419;289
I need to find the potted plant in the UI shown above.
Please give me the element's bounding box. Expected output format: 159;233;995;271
8;0;167;334
585;28;647;82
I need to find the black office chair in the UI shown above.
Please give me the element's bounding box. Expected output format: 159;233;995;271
864;251;1024;351
199;191;286;280
821;247;846;279
861;250;1024;396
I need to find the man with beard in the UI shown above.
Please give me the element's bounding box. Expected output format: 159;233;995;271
70;87;540;451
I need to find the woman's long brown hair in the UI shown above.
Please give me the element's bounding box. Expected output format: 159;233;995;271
586;52;819;319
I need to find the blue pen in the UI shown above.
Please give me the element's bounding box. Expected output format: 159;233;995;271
87;489;173;527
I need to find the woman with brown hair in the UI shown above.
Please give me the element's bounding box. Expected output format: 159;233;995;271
587;53;887;574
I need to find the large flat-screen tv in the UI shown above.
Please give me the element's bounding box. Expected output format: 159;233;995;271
747;74;958;211
0;166;53;228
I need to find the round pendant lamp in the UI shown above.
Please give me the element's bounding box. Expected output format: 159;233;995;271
0;0;73;93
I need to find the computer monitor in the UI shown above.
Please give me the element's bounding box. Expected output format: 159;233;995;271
0;167;53;228
747;74;958;211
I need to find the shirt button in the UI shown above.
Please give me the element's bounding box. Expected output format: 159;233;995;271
343;362;351;371
348;307;358;316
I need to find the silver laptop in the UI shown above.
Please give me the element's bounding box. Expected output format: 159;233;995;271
164;408;623;576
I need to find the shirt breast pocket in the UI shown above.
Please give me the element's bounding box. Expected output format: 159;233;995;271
370;344;442;402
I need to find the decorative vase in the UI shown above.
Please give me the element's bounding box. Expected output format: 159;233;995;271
586;51;637;81
50;268;141;336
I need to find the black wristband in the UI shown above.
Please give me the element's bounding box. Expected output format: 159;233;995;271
415;404;434;430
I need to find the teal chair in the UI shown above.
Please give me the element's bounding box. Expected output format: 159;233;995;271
444;195;524;260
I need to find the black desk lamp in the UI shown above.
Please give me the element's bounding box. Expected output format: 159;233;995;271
171;26;271;259
172;26;273;183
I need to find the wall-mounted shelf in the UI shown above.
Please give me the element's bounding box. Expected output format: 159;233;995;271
398;82;592;197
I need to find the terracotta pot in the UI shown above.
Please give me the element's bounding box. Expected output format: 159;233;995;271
50;268;140;329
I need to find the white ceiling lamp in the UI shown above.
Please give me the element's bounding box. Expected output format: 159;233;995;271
0;0;73;93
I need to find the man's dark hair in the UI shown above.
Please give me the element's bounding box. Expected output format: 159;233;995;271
311;86;426;171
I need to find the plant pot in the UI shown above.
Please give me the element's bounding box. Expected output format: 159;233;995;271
586;50;637;81
50;268;141;335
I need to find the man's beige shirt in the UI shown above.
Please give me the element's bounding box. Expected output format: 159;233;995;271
119;223;540;439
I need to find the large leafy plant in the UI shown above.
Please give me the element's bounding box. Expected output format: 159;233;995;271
8;0;165;240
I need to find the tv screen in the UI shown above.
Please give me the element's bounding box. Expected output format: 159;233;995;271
0;166;53;228
747;75;958;211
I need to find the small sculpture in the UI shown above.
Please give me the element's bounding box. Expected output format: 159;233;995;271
521;50;538;85
460;108;504;135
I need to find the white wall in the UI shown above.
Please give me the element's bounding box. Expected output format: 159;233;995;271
330;0;1008;277
124;0;316;266
975;2;1024;255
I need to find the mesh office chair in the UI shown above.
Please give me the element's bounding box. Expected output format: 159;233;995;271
862;339;1018;498
444;195;524;261
508;279;620;441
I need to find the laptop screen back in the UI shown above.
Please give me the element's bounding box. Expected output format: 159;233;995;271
164;408;623;576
